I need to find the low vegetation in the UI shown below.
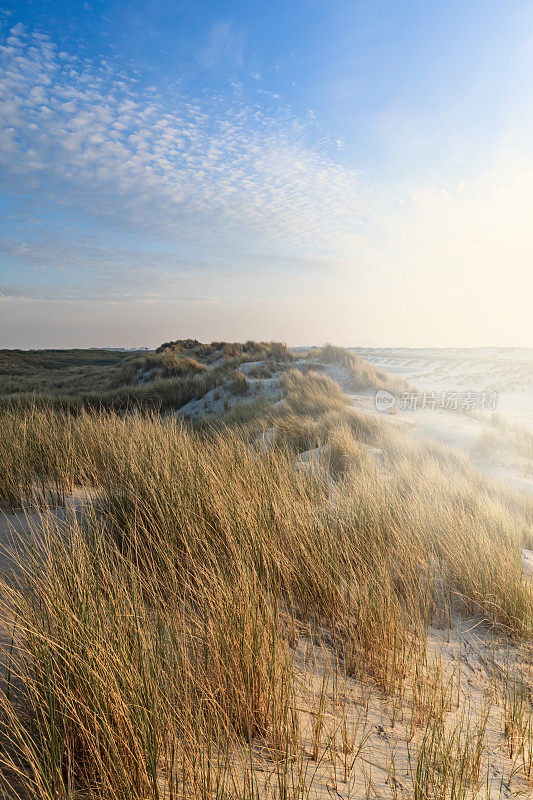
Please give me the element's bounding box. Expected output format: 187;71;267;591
0;348;134;399
307;343;410;393
1;346;533;798
476;413;533;466
0;340;294;413
280;369;348;416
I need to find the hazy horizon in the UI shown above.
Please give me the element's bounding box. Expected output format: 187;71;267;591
2;0;533;348
5;337;533;352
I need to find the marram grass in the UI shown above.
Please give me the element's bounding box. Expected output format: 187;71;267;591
0;394;532;797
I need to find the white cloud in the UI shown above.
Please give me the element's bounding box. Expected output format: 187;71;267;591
0;23;376;302
200;21;244;68
2;22;532;349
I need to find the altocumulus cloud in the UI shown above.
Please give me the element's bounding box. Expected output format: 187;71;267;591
0;23;376;300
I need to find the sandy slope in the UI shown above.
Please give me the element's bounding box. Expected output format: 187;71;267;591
283;615;532;800
320;358;533;497
352;347;533;431
216;610;533;800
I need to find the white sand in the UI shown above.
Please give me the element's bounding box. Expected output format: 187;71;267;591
353;347;533;431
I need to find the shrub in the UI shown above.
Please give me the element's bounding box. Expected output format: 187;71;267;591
155;338;201;353
328;423;370;476
273;412;320;453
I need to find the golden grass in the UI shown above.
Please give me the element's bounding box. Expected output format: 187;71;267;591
476;415;533;465
306;344;410;393
0;361;533;797
280;369;348;416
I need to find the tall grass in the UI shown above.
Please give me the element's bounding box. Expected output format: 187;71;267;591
280;369;348;416
1;377;533;796
476;415;533;465
0;514;294;799
306;344;410;393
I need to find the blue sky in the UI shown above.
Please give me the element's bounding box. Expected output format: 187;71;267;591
1;0;533;347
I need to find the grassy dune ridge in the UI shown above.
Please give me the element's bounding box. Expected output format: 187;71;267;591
0;348;533;797
0;340;294;412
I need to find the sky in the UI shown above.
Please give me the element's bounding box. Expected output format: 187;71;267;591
1;0;533;348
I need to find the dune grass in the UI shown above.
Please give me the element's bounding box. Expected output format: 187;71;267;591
280;369;348;416
306;343;410;393
1;359;533;797
0;349;135;399
475;414;533;466
0;340;294;414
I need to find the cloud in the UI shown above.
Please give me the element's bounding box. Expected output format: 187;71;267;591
200;21;244;68
0;22;376;304
3;20;531;348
